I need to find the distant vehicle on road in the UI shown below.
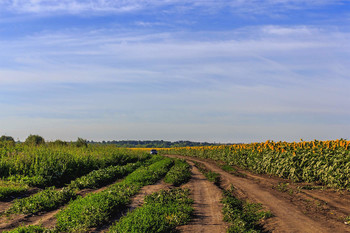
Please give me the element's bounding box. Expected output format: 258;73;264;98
150;149;158;155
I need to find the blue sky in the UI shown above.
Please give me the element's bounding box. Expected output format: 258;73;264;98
0;0;350;142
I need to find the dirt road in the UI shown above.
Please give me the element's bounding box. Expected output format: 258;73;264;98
178;162;228;233
166;154;350;233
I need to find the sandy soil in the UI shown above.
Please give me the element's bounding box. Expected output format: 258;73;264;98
177;162;228;233
166;154;350;233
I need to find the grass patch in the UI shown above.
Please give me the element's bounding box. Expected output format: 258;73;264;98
55;158;173;232
194;161;220;185
220;164;247;178
164;159;191;186
108;188;193;233
3;225;52;233
0;180;29;200
221;164;237;172
68;162;143;190
6;187;76;215
222;189;273;233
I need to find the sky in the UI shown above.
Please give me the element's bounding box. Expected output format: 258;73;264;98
0;0;350;143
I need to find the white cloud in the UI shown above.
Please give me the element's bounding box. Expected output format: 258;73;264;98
1;24;350;141
0;0;340;15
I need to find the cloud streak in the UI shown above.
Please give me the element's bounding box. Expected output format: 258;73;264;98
0;0;341;15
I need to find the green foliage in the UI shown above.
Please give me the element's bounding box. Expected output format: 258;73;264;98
68;162;143;190
48;140;68;146
55;158;173;232
108;188;193;233
0;135;15;142
5;162;144;216
6;186;76;215
75;137;88;148
94;140;219;148
0;145;149;187
221;190;272;233
164;140;350;190
25;135;45;146
3;225;51;233
0;180;28;200
0;135;15;147
164;159;191;186
194;161;220;185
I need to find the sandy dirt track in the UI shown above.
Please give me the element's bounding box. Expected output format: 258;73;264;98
177;162;228;233
166;154;350;233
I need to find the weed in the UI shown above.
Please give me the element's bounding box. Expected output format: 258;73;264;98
221;190;272;233
108;188;193;233
164;159;191;186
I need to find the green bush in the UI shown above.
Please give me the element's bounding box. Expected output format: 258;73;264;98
24;135;45;146
75;137;88;147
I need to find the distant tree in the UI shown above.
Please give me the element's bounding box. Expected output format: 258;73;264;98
25;134;45;146
0;135;16;146
0;135;15;143
50;139;68;146
75;138;88;148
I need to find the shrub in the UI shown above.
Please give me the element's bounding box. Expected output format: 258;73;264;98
25;135;45;146
75;138;88;147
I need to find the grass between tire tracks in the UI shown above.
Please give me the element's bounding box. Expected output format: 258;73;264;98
194;161;272;233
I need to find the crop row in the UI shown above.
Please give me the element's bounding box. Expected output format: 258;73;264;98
0;144;148;187
4;161;145;215
161;139;350;189
55;157;174;232
3;157;193;233
108;188;193;232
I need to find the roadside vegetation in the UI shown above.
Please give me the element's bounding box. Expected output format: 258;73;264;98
108;188;193;233
0;180;29;201
222;187;272;233
164;159;191;186
193;161;220;185
194;161;272;233
55;158;173;232
162;139;350;190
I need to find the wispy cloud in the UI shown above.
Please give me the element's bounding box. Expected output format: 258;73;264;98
0;0;341;15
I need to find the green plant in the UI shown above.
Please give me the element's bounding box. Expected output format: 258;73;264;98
6;187;76;215
3;225;51;233
24;135;45;146
221;190;272;233
194;161;220;185
164;159;191;186
75;137;88;148
0;180;29;200
55;158;173;232
108;188;193;233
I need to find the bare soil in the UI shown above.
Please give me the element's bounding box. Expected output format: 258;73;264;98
166;154;350;233
177;162;228;233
